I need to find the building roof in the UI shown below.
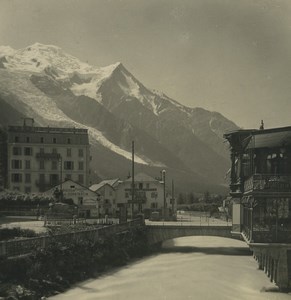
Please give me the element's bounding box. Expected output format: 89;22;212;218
8;125;88;134
224;126;291;150
90;178;119;192
45;179;97;195
125;172;159;183
246;130;291;149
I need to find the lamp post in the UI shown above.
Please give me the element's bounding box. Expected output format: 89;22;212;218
162;170;166;221
58;155;63;201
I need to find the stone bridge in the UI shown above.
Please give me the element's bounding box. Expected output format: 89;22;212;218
146;225;236;245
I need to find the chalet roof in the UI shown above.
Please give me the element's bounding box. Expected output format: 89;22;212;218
224;126;291;150
89;178;119;192
44;179;97;194
125;172;159;183
246;130;291;149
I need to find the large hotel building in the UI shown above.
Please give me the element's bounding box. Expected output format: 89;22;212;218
7;120;90;193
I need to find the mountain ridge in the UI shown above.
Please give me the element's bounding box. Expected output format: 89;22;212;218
0;43;238;193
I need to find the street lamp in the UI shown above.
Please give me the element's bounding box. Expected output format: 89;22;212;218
162;170;166;221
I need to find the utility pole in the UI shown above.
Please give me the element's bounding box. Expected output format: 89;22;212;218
162;170;166;220
131;141;135;219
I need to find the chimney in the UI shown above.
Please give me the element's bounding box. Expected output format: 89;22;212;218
259;120;264;130
23;118;34;127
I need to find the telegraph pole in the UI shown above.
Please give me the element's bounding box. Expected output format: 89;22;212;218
162;170;166;220
131;141;135;219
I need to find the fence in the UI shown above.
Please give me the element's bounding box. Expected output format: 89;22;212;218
0;219;144;258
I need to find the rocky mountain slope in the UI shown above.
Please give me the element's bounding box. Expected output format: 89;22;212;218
0;43;238;193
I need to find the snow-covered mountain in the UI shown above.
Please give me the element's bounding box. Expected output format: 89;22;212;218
0;43;238;193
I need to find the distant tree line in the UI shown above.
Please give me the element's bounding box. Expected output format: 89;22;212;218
177;191;224;205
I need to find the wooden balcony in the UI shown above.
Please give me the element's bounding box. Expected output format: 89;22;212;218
244;174;291;194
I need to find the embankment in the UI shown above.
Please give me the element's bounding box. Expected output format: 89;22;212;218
0;226;156;299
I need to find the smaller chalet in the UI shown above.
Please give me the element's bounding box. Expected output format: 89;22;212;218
90;179;119;217
45;179;99;218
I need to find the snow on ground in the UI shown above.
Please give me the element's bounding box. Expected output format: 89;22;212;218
87;126;149;165
0;220;47;234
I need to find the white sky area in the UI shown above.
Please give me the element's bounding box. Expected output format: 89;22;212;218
1;0;291;129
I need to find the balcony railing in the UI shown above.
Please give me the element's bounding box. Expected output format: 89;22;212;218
244;174;291;193
36;153;61;160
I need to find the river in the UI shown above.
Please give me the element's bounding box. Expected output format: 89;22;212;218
50;236;291;300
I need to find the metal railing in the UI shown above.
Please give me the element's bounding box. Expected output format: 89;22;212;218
146;214;231;227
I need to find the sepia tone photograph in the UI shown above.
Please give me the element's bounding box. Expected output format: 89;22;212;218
0;0;291;299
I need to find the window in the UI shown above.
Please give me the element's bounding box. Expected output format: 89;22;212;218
52;148;57;154
151;202;158;209
146;183;150;189
78;161;84;170
51;161;58;170
11;160;22;169
50;174;59;186
151;192;157;198
24;147;32;156
11;173;22;183
67;148;72;157
64;161;74;170
67;138;71;144
78;174;84;184
39;174;45;183
78;149;84;157
25;160;31;170
39;160;45;170
25;173;31;183
78;197;83;205
26;137;30;143
66;174;72;180
12;147;22;155
53;137;57;144
14;136;19;143
40;148;44;154
139;183;143;190
125;192;129;198
40;137;44;143
25;187;31;193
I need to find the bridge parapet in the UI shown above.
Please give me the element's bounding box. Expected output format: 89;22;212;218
146;225;234;245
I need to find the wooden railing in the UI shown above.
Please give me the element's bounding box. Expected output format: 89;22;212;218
0;219;144;258
244;174;291;193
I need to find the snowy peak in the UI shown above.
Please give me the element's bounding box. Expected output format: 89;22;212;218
0;45;16;57
0;43;98;77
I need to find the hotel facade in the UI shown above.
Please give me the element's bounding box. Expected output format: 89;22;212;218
7;120;90;193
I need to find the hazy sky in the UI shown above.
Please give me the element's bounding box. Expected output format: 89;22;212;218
1;0;291;129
